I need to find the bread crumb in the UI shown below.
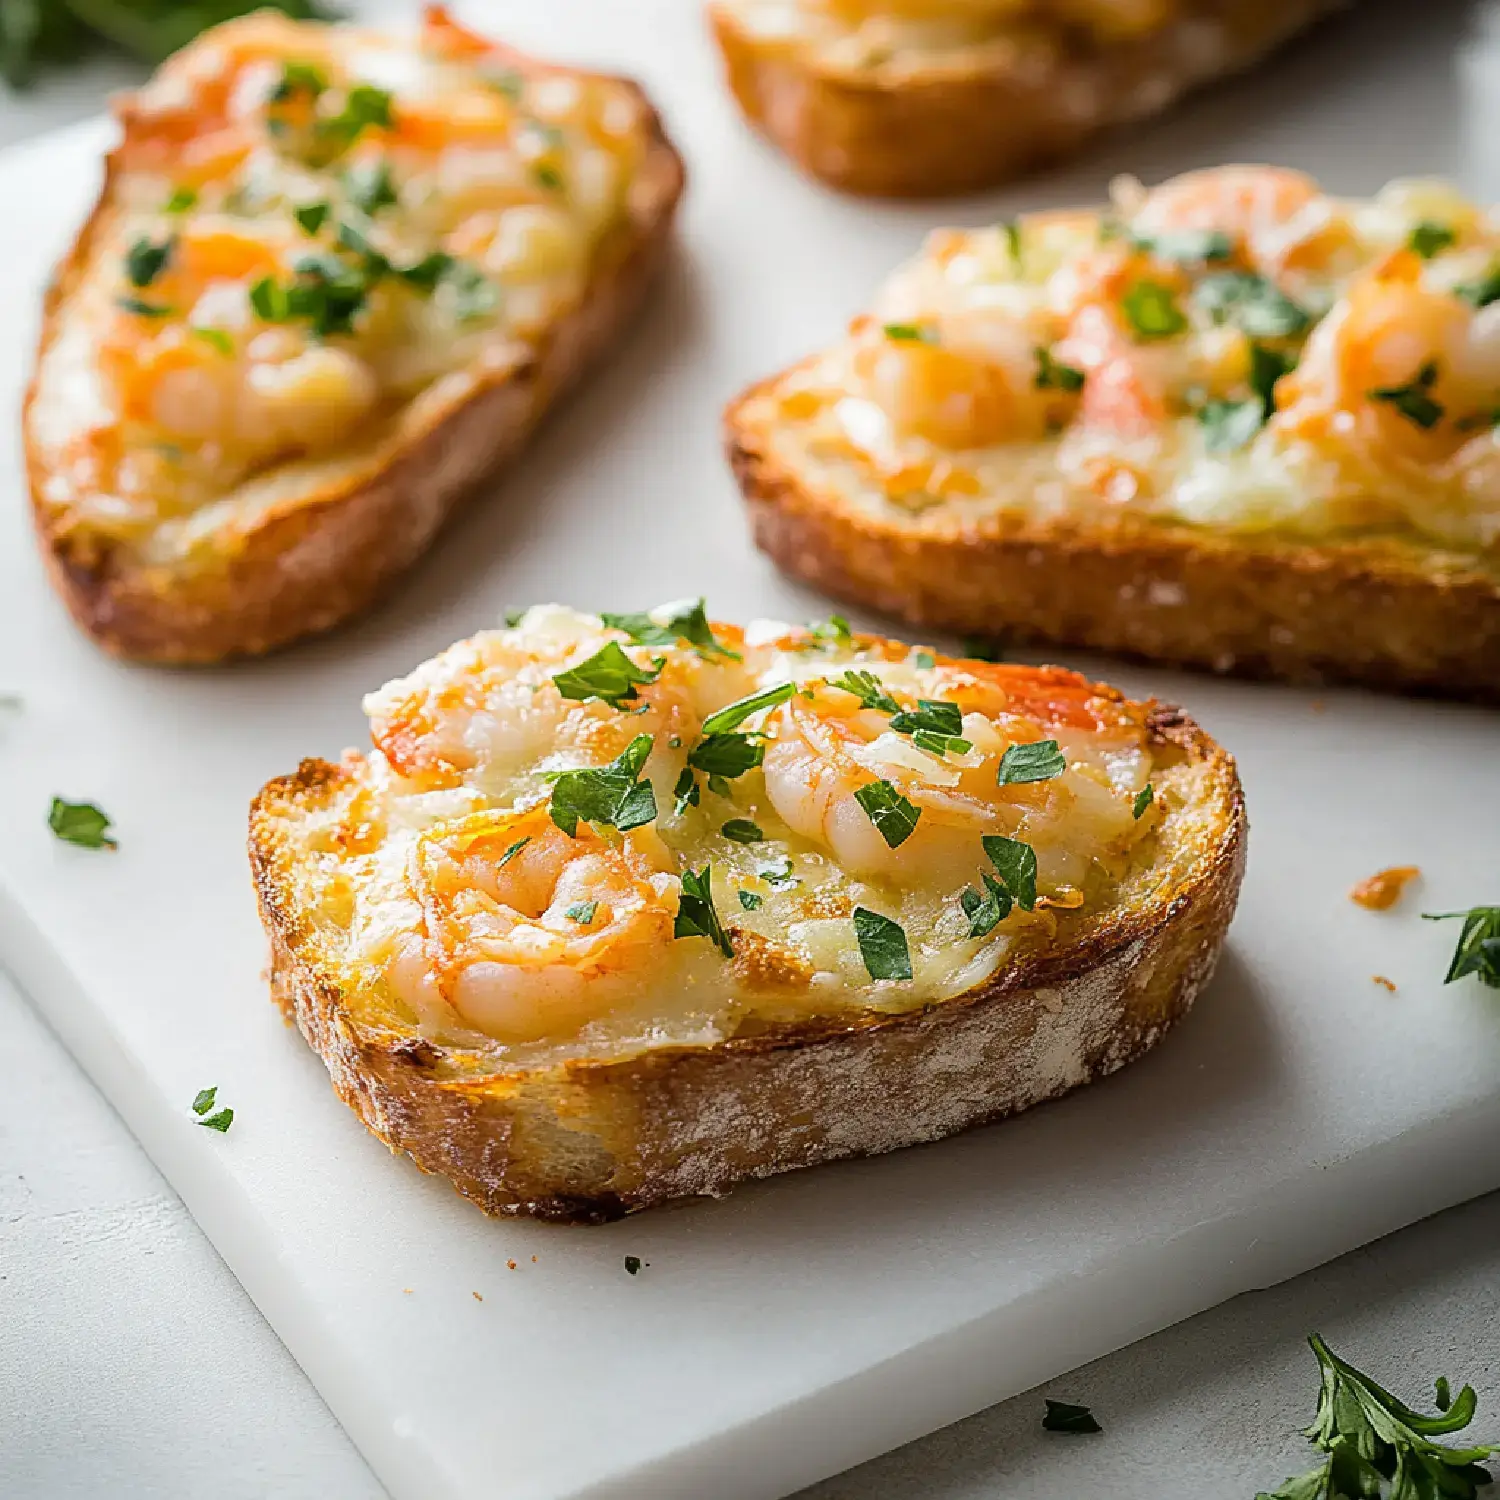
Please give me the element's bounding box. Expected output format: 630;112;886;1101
507;1259;517;1270
531;1255;538;1264
1372;975;1397;992
472;1291;483;1302
1309;699;1327;714
402;1288;413;1295
1349;866;1420;911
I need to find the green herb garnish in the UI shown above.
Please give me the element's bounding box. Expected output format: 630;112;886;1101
720;820;764;844
1042;1401;1101;1435
1255;1333;1496;1500
48;797;116;849
1199;342;1295;451
1456;264;1500;309
294;200;329;235
192;326;234;356
807;615;853;649
344;158;396;215
997;739;1066;785
831;669;899;714
164;186;197;214
962;636;1005;662
125;234;173;288
913;650;936;670
1002;218;1022;266
116;296;173;318
674;865;733;958
983;834;1037;910
1408;220;1456;259
1422;906;1500;989
1194;270;1310;338
1120;279;1188;340
1369;360;1444;429
687;734;765;780
624;1255;644;1275
533;163;563;191
702;682;796;735
497;836;530;866
853;907;912;981
854;781;921;848
882;323;936;343
1134;227;1234;264
565;901;598;925
548;735;657;837
1034;346;1085;393
961;874;1012;938
1132;784;1154;819
601;599;740;660
552;641;661;709
738;890;763;911
314;82;394;156
190;1086;232;1133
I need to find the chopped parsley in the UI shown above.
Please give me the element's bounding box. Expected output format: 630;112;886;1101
271;60;327;103
48;797;116;849
190;1086;233;1133
1369;359;1444;429
982;834;1037;910
1456;263;1500;309
913;650;936;670
961;874;1012;937
882;323;936;343
806;615;853;649
673;767;700;814
1193;270;1311;338
497;836;530;866
854;781;921;848
623;1255;644;1275
738;890;763;911
250;254;370;338
485;67;525;102
314;83;394;157
1120;279;1188;340
687;733;765;779
1041;1400;1101;1435
601;599;740;660
1256;1334;1496;1500
832;669;899;714
997;739;1066;785
564;901;598;925
1199;342;1294;451
552;641;661;708
674;865;733;958
1132;784;1154;819
1134;228;1234;264
1002;218;1023;266
294;200;330;235
164;186;197;214
701;682;796;735
758;854;796;888
344;158;397;215
853;907;912;981
533;163;564;191
445;261;497;322
1407;220;1456;259
192;326;234;356
125;234;173;288
116;296;173;319
547;735;657;836
720;819;764;844
1422;906;1500;989
1034;346;1085;393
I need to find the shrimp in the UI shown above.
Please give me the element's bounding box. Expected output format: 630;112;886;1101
1054;302;1170;439
391;806;678;1042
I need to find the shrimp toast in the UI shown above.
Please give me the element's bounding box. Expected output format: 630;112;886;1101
708;0;1343;198
249;604;1245;1222
24;7;684;664
726;167;1500;701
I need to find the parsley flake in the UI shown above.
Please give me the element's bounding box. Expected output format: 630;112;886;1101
701;682;795;735
1423;906;1500;989
1034;346;1085;393
192;326;233;356
1408;220;1456;259
497;836;530;866
913;650;936;669
548;735;657;837
552;641;661;708
116;296;173;319
832;669;899;714
1369;360;1445;429
1120;279;1188;340
294;200;329;235
623;1255;644;1275
738;890;763;911
1002;218;1023;266
674;865;733;958
720;819;764;844
962;636;1005;662
191;1087;232;1133
601;599;740;660
758;854;796;889
1456;264;1500;309
344;159;397;215
565;901;598;925
983;834;1037;910
882;323;936;343
1132;784;1154;819
997;739;1066;785
806;615;853;649
164;186;197;214
125;234;173;288
1133;228;1234;264
854;781;921;848
1042;1400;1101;1435
961;873;1012;937
1194;270;1310;338
853;907;912;981
687;734;764;780
1199;342;1294;450
48;797;116;849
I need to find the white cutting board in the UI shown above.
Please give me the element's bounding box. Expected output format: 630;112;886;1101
3;4;1499;1498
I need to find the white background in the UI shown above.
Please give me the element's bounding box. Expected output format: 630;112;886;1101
3;2;1500;1496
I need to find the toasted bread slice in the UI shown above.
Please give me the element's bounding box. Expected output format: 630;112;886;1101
23;7;684;664
708;0;1343;198
249;604;1245;1222
726;167;1500;701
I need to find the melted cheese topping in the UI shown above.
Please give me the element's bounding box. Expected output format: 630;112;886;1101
290;605;1162;1067
721;0;1188;68
29;7;652;557
754;168;1500;559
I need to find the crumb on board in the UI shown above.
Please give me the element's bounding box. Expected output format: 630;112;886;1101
1349;865;1420;911
531;1255;538;1264
1309;699;1328;714
1372;975;1397;992
402;1288;413;1295
507;1259;518;1270
472;1291;483;1302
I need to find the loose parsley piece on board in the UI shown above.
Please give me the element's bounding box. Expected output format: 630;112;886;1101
1423;906;1500;989
624;1255;645;1275
996;739;1066;786
674;866;733;958
552;641;662;708
190;1086;234;1133
547;736;657;836
853;907;912;981
1254;1334;1497;1500
48;798;117;849
1041;1400;1101;1434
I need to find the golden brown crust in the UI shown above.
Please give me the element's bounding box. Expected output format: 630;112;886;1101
725;374;1500;704
709;0;1344;198
248;709;1247;1224
23;74;685;665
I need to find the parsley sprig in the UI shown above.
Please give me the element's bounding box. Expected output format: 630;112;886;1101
675;865;733;958
1423;906;1500;989
1256;1334;1496;1500
601;599;741;661
547;736;657;837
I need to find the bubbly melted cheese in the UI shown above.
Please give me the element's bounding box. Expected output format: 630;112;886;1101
29;7;653;559
753;169;1500;560
291;605;1162;1068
